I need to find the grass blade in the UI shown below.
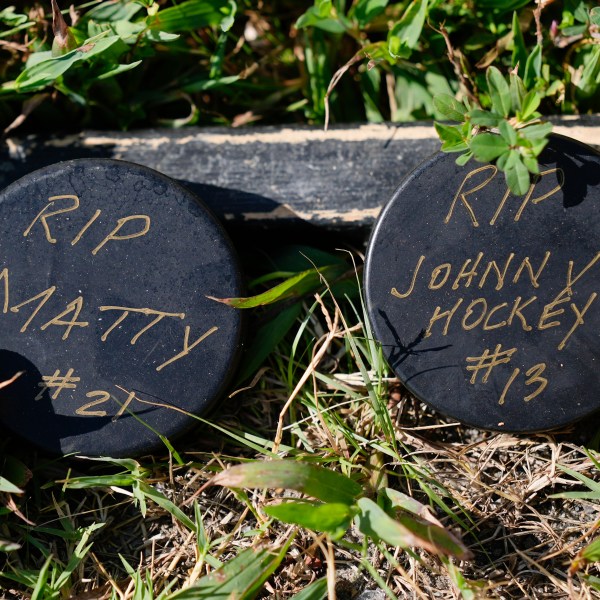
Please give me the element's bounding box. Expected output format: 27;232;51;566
138;482;196;532
168;536;293;599
0;476;23;494
30;555;53;600
209;264;346;308
289;577;327;600
147;0;233;33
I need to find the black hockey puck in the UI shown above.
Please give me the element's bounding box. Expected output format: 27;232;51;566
365;135;600;432
0;159;242;456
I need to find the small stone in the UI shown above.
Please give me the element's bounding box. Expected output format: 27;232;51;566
355;591;386;600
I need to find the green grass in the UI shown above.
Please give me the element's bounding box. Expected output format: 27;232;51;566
1;250;600;598
1;1;600;134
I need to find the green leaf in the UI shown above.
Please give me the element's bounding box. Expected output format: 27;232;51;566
91;19;143;43
221;1;237;32
505;155;530;195
511;11;528;75
360;40;395;65
0;7;28;26
530;138;550;155
264;501;355;538
591;7;600;26
470;133;510;161
194;501;208;552
496;148;517;171
85;2;143;22
147;0;234;33
0;539;21;552
144;28;180;42
519;90;541;120
209;461;362;505
570;536;600;576
296;1;347;33
524;44;542;89
581;537;600;562
313;0;334;19
563;23;588;36
432;93;467;121
355;498;471;559
455;151;473;166
381;487;437;520
522;154;539;174
509;72;525;113
208;264;347;308
498;120;517;145
138;482;196;531
309;18;348;33
434;122;468;152
10;35;127;94
388;0;428;59
289;578;328;600
169;537;293;599
0;476;22;494
486;66;511;117
352;0;389;27
468;108;503;128
521;121;552;140
578;45;600;96
61;474;137;488
572;1;591;24
95;60;142;81
61;457;149;491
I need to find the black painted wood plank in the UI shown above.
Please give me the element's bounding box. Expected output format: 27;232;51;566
1;118;598;233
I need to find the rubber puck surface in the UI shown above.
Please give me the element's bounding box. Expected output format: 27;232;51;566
0;159;242;456
365;135;600;432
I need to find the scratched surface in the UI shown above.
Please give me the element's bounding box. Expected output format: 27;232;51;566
0;159;242;456
1;118;597;235
365;134;600;432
